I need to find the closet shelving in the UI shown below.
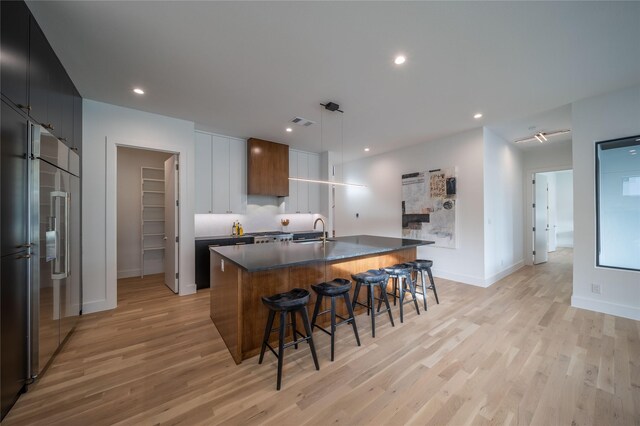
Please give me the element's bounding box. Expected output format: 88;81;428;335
140;167;165;277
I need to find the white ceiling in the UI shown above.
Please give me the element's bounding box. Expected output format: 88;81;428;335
26;1;640;161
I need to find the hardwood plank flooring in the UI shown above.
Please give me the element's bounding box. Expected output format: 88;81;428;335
4;249;639;425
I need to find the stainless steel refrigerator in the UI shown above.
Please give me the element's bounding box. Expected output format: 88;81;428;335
29;124;81;379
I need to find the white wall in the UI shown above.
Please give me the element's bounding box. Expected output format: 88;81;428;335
571;85;640;320
483;128;524;284
554;170;573;247
117;147;172;278
335;129;488;286
83;99;196;313
522;141;573;264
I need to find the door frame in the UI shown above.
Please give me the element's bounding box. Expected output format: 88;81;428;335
523;164;572;265
106;137;190;310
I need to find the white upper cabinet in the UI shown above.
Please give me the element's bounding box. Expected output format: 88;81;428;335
286;149;320;214
194;131;246;214
228;138;247;213
194;132;213;214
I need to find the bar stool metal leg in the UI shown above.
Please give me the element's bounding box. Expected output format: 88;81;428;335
277;311;286;390
419;269;428;310
427;267;439;304
291;311;298;350
343;293;361;346
330;296;336;361
311;293;323;331
259;310;276;364
379;283;395;327
300;307;320;370
370;284;376;337
408;275;421;315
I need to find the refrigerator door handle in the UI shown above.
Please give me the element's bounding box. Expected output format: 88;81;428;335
51;191;69;280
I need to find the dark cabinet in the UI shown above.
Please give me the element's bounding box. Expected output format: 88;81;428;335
72;88;82;155
195;237;253;289
0;101;29;257
0;251;29;420
58;72;74;145
28;16;49;126
0;1;30;110
24;14;78;151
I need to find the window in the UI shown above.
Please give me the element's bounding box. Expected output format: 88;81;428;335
596;135;640;271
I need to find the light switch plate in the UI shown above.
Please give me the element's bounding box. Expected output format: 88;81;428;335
221;259;225;272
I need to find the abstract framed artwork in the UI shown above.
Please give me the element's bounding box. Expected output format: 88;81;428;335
401;167;457;248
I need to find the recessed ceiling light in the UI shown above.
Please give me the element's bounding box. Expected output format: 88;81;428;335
473;113;483;119
630;149;637;153
133;88;145;95
394;55;406;65
286;127;292;132
364;148;370;152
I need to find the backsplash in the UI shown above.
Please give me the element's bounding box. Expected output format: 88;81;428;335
194;196;326;237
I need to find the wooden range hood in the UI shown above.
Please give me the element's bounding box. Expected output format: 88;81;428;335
247;138;289;197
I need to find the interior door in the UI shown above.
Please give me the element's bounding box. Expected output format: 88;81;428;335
164;155;179;293
534;173;549;264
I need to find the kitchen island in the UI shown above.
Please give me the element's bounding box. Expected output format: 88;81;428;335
209;235;433;363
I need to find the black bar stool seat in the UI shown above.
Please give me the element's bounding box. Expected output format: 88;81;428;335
311;279;352;296
259;288;319;390
310;278;361;361
351;269;394;337
383;263;420;323
262;287;310;310
406;259;440;310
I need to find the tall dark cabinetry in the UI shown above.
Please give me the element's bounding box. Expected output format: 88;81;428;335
1;0;83;420
0;1;29;110
0;101;30;420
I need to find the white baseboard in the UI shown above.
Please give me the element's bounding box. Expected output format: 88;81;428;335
180;282;197;296
571;295;640;321
117;268;141;279
82;298;116;314
432;268;488;287
484;260;525;287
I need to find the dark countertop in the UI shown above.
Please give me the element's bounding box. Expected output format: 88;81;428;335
195;230;322;242
195;235;253;242
210;235;434;272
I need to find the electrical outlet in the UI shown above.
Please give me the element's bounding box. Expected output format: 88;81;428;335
591;283;602;295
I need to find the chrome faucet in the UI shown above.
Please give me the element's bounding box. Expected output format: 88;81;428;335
314;217;326;244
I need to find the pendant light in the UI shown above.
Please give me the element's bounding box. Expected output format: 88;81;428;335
288;101;366;188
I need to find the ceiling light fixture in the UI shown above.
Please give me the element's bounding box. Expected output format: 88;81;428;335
286;127;292;132
473;113;483;119
364;148;370;152
394;55;406;65
514;129;571;144
286;102;366;189
133;88;144;95
288;177;366;188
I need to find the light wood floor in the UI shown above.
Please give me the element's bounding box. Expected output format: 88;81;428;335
4;249;639;425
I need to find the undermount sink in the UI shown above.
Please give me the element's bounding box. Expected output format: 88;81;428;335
293;238;336;245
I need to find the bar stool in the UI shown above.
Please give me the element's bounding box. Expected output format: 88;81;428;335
259;288;319;390
406;259;440;310
351;269;394;337
383;263;420;323
310;278;361;361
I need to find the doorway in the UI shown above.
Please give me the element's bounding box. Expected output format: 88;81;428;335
116;147;180;293
533;169;573;264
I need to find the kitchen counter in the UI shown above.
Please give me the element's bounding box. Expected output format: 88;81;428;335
210;235;432;272
209;235;434;363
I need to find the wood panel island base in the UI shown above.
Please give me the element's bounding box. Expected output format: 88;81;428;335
209;235;433;364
